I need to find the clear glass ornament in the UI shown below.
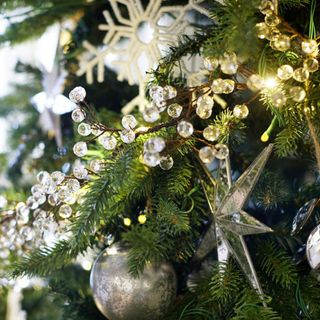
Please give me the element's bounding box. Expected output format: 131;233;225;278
48;193;60;206
51;171;65;185
199;146;216;163
247;74;265;91
301;39;318;56
120;129;135;144
19;226;34;242
78;123;92;136
289;86;306;102
197;95;214;109
277;64;294;80
196;105;212;119
26;196;39;210
222;79;235;94
163;85;177;100
144;137;165;153
143;106;160;123
211;78;225;94
177;121;194;138
71;108;86;123
270;90;287;107
303;58;319;72
220;52;238;75
59;204;72;219
159;155;174;170
255;22;271;39
203;126;220;142
33;192;46;205
149;85;163;100
37;171;51;185
143;152;160;167
155;100;167;112
271;34;290;51
42;178;57;194
31;184;45;195
264;14;280;27
167;103;183;118
67;179;81;193
203;57;219;71
58;187;74;204
90;159;104;173
69;86;86;103
122;115;138;129
73;165;88;180
73;141;88;157
215;144;230;160
91;125;103;136
293;68;309;82
98;134;117;150
233;104;249;119
258;0;275;14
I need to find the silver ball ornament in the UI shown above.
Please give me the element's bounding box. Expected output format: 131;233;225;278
307;225;320;269
90;243;177;320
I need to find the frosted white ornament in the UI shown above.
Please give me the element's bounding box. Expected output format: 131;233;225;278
71;108;86;122
144;137;165;153
199;147;215;163
78;123;92;136
167;103;183;118
203;126;220;142
215;144;229;160
143;152;160;167
233;104;249;119
73;141;88;157
159;155;174;170
59;204;72;219
122;115;138;129
120;129;135;143
51;171;65;185
69;87;86;103
143;106;160;123
177;121;194;138
99;134;117;150
277;65;293;80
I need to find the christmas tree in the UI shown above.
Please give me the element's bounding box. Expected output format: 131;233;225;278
1;0;320;319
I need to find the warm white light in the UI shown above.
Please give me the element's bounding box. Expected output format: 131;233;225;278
264;77;278;89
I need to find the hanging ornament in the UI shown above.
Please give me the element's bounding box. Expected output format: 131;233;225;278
307;225;320;269
90;242;177;320
193;145;273;298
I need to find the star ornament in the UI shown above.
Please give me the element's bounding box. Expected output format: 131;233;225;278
195;144;274;296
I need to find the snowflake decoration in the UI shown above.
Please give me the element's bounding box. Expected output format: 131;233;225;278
77;0;210;113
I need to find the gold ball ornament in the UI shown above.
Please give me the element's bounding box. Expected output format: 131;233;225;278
90;243;177;320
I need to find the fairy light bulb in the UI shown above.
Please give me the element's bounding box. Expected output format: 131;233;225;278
264;77;278;89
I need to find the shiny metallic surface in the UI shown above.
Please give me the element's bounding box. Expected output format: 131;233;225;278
90;243;177;320
307;225;320;269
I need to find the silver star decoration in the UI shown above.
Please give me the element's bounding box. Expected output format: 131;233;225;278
194;144;274;296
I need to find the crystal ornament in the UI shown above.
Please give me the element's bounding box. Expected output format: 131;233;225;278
73;166;88;180
73;141;88;157
196;105;212;119
78;123;91;136
122;115;138;129
222;79;235;94
301;39;318;56
303;58;319;72
143;106;160;123
306;224;320;269
247;75;265;91
199;147;215;163
149;85;163;100
264;14;280;27
159;155;174;170
99;134;117;150
51;171;65;185
67;179;81;192
167;103;183;118
277;65;293;80
177;121;194;138
258;0;275;14
211;79;225;94
255;22;270;39
144;137;165;153
120;129;135;143
26;196;39;210
48;193;60;206
31;184;44;195
37;171;51;185
270;90;287;107
90;160;104;173
143;152;160;167
215;144;229;160
233;104;249;119
203;57;219;71
91;125;103;136
194;145;273;296
71;108;86;122
203;126;220;141
220;52;238;75
58;187;74;204
59;204;72;219
69;87;86;103
270;34;290;52
163;85;177;100
289;86;306;102
197;95;214;109
293;68;309;82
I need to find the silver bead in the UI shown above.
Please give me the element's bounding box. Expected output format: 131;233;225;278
69;87;86;103
73;141;88;157
71;108;86;122
177;120;194;138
